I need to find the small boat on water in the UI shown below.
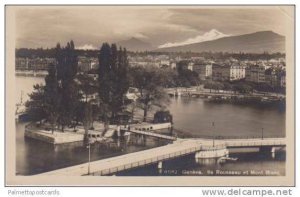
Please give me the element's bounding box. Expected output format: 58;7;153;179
87;131;106;144
15;91;28;121
122;122;172;132
217;156;238;164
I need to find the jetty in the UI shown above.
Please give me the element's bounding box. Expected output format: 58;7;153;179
166;88;285;101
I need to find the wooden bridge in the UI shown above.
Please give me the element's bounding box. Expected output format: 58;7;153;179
37;137;286;176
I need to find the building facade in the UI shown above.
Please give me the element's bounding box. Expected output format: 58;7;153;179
264;68;286;87
15;57;56;71
245;65;266;83
212;64;245;81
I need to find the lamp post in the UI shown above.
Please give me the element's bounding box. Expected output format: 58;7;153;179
87;142;91;175
261;127;264;140
212;121;215;147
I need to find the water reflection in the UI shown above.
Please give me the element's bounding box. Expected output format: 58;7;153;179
195;158;219;166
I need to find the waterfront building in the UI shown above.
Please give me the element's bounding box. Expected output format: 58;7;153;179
212;64;230;81
280;71;286;87
245;64;266;83
267;68;286;88
15;58;29;70
229;63;246;81
15;57;56;71
212;63;245;81
265;68;280;87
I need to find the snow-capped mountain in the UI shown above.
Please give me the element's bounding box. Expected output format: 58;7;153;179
156;31;285;53
158;29;230;48
76;44;97;50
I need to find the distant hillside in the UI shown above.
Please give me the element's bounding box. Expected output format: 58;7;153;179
117;37;154;52
156;31;285;53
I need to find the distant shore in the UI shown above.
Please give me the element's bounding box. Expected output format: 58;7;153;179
15;70;48;77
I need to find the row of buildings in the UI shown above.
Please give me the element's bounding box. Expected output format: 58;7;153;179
15;57;99;72
15;56;286;88
15;57;56;71
186;61;286;87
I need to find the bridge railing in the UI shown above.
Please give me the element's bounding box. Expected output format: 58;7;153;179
95;145;202;176
125;128;176;140
226;140;286;147
172;128;284;140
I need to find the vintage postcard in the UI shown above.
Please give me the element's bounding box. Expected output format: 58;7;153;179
5;5;295;186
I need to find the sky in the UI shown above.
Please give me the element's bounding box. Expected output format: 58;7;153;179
14;6;292;49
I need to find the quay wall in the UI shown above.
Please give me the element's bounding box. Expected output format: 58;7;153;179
25;128;84;144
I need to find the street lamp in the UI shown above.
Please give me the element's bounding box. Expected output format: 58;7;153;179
87;142;91;175
261;128;264;140
212;121;215;147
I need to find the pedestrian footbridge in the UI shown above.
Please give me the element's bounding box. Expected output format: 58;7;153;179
37;137;286;176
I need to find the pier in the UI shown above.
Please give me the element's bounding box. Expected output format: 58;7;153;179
166;88;285;100
37;137;286;176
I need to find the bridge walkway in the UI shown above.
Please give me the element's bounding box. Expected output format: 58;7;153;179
37;137;286;176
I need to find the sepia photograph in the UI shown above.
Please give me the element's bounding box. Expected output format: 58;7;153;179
5;5;295;186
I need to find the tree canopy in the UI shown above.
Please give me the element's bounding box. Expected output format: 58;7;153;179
98;43;130;128
129;66;170;122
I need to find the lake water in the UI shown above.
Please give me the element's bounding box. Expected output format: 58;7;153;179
15;76;286;176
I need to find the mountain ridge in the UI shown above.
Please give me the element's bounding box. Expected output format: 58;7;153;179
155;31;285;53
158;29;230;48
117;37;153;52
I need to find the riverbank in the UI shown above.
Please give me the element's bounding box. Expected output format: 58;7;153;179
24;121;173;145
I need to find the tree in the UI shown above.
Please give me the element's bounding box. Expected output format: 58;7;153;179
76;73;98;129
98;43;130;130
204;81;224;92
110;45;130;119
130;66;170;122
77;73;98;103
55;41;80;131
83;102;93;136
233;84;253;94
25;84;46;123
159;67;178;88
44;64;61;134
176;64;200;88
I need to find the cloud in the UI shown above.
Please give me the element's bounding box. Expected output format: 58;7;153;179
14;6;289;48
158;29;231;48
133;32;149;40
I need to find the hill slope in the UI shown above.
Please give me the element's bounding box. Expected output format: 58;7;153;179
117;37;153;52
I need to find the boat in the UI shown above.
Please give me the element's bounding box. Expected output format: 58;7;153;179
123;122;172;132
87;131;106;144
217;156;238;164
15;91;27;121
